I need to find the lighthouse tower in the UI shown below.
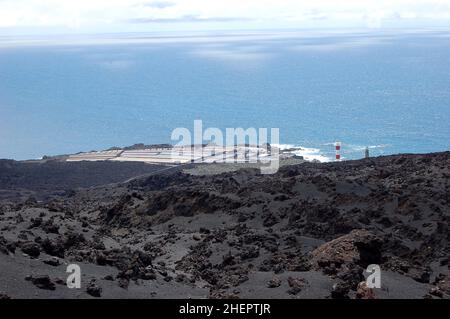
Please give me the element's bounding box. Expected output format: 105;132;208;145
335;142;341;161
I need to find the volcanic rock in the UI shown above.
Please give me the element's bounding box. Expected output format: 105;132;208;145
21;242;41;258
29;275;56;290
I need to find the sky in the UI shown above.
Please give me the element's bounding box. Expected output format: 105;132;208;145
1;0;450;35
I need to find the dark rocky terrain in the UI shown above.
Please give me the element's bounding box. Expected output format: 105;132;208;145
0;152;449;299
0;159;166;200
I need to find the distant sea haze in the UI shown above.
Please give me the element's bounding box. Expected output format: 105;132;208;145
0;30;449;160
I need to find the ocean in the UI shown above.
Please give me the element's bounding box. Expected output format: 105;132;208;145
0;30;449;161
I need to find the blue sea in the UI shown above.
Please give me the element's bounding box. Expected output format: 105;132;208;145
0;30;449;161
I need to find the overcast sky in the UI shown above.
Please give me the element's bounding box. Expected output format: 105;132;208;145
2;0;450;35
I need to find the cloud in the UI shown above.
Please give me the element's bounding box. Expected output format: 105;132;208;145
143;1;175;9
128;15;252;24
1;0;450;33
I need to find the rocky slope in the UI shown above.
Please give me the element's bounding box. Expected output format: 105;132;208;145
0;152;449;299
0;159;166;200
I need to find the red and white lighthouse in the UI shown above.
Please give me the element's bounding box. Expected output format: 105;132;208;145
335;142;341;161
